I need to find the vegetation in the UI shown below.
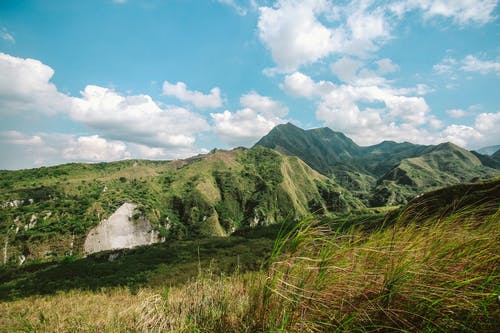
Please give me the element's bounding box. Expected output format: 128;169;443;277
1;146;364;264
0;179;498;332
255;123;500;206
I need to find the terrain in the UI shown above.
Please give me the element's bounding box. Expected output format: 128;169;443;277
256;123;500;205
1;124;499;265
1;178;498;332
0;123;499;331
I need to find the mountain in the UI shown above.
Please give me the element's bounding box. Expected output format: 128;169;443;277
2;124;499;264
476;144;500;155
254;123;361;174
0;146;363;264
492;149;500;161
470;150;500;169
255;124;500;206
372;143;500;205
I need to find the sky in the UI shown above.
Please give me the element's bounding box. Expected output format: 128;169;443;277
0;0;499;170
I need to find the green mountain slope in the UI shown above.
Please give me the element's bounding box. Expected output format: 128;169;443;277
256;124;500;206
372;143;500;205
0;146;362;264
492;149;500;161
254;122;361;174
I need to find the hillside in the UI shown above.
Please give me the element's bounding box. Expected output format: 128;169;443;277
1;178;498;332
492;149;500;161
373;143;500;205
254;122;361;174
0;146;362;264
256;124;500;206
477;144;500;155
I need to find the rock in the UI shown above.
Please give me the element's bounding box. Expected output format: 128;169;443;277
83;203;161;255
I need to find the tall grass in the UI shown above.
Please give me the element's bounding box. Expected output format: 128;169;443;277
1;201;498;332
263;203;499;332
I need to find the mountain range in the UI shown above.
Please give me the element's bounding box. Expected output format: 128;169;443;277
0;123;499;264
256;123;499;206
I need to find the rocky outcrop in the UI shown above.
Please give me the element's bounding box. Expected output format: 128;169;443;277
84;203;160;255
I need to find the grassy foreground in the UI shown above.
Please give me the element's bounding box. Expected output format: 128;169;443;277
1;202;498;332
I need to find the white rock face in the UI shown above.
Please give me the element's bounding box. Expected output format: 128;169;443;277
84;203;160;255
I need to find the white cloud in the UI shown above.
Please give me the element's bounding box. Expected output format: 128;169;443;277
211;109;284;146
1;28;15;43
330;57;364;83
331;56;394;86
0;52;71;115
258;0;497;71
0;130;211;169
240;91;288;117
461;55;500;75
390;0;498;25
61;135;129;161
211;93;289;146
215;0;247;15
0;53;213;166
258;0;341;71
283;71;434;145
0;130;43;146
376;58;399;74
162;81;223;109
434;54;500;80
433;56;458;74
71;85;209;148
446;109;468;118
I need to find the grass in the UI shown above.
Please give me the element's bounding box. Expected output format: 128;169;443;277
1;194;498;332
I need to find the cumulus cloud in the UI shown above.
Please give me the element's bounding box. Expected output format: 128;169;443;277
0;130;211;169
211;92;288;146
283;71;500;148
61;135;129;161
330;56;395;86
0;130;43;146
376;58;399;74
258;0;497;71
240;91;289;117
71;85;209;148
283;71;435;144
162;81;223;109
257;0;392;71
390;0;498;25
440;112;500;149
0;53;212;167
0;52;71;115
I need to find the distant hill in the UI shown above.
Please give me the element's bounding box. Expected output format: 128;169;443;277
476;144;500;155
255;124;500;206
492;149;500;161
372;143;500;205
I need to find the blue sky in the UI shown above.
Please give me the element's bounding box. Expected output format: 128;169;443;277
0;0;499;169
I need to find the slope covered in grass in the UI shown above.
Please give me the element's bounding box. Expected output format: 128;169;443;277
1;179;498;332
373;143;500;205
1;146;360;264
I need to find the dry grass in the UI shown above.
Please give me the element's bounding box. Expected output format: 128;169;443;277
1;204;498;332
0;271;265;332
263;205;500;332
